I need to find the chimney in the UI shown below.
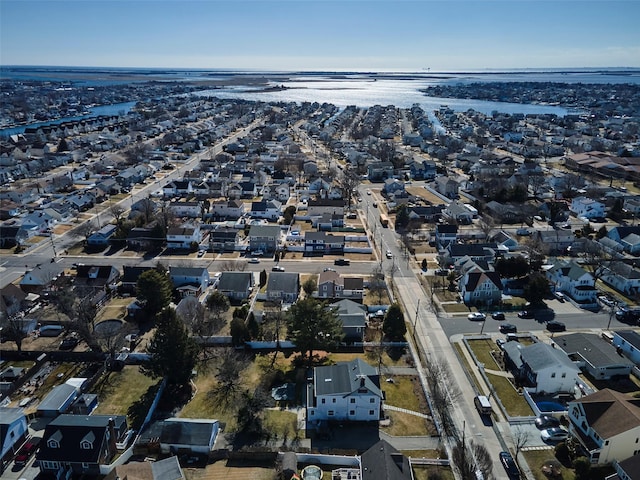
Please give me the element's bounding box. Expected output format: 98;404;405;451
108;417;117;453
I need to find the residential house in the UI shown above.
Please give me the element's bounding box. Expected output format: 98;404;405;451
491;230;519;251
313;213;344;231
620;233;640;255
86;224;117;248
502;342;580;393
367;161;394;182
570;196;606;219
435;176;460;198
106;455;185;480
226;183;243;200
536;230;576;255
20;263;65;293
408;159;436;180
304;231;345;255
168;200;202;219
435;224;458;249
442;201;473;224
408;205;443;224
445;243;499;265
266;272;299;304
361;439;413;480
0;224;28;247
613;330;640;366
75;265;120;306
330;298;366;343
382;178;406;196
119;265;155;294
37;415;128;477
162;180;193;198
0;283;27;318
0;407;28;465
250;200;282;221
239;181;257;198
208;227;239;252
613;453;640;480
554;333;633;380
137;418;219;455
169;266;210;297
37;383;80;417
460;271;503;306
307;199;345;218
607;226;640;250
210;199;245;219
600;262;640;296
166;225;202;250
308;177;332;195
316;271;364;301
217;272;254;303
568;389;640;464
545;260;598;308
248;225;282;254
485;201;524;224
307;358;383;422
126;227;161;250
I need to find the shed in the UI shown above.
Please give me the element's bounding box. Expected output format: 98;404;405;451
37;383;79;417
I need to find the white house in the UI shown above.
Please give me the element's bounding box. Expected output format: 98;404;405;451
460;271;503;306
168;200;202;219
250;200;282;221
169;266;210;294
0;407;28;464
545;260;598;308
568;389;640;464
503;342;580;394
570;196;605;219
166;225;202;250
307;358;383;423
210;199;246;219
600;262;640;297
613;330;640;366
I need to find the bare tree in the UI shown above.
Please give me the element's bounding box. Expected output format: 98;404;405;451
337;165;361;209
477;216;496;241
451;439;493;480
369;263;387;304
109;204;126;226
513;426;530;464
208;348;250;408
581;239;612;284
424;355;461;438
1;315;29;352
220;260;248;272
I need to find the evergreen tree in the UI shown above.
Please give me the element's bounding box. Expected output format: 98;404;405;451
141;308;198;385
136;268;172;318
383;303;406;340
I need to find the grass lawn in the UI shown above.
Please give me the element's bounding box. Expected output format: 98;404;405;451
184;462;275;480
486;373;533;417
441;303;470;314
523;449;575;480
466;339;501;370
92;366;160;418
95;297;134;322
413;466;455;480
381;376;436;436
262;409;299;440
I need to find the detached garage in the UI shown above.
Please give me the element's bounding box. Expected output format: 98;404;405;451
37;384;79;417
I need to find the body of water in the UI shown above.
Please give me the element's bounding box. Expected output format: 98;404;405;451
0;101;137;137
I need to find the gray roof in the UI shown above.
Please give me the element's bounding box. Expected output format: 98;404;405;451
554;333;634;368
218;272;253;292
361;439;413;480
169;266;208;277
37;383;79;412
615;330;640;350
159;418;218;447
249;224;282;238
519;342;580;373
151;455;185;480
266;272;299;293
332;298;367;315
314;358;381;397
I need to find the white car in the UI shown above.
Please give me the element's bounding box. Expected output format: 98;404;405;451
386;250;393;259
467;312;487;321
248;258;260;264
541;427;568;442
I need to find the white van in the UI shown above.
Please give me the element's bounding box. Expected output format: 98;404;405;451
474;395;492;415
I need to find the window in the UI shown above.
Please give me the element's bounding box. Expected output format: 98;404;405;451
41;461;60;469
369;410;375;415
350;410;355;416
48;439;60;449
350;398;355;404
328;410;334;416
321;398;325;404
332;398;336;403
562;373;566;378
551;373;556;378
82;463;89;470
81;440;93;450
370;398;375;403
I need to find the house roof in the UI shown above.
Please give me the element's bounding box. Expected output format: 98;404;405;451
218;272;253;293
554;333;633;369
519;342;579;373
615;330;640;350
266;272;299;294
571;389;640;439
110;455;185;480
121;265;155;284
314;358;381;398
464;271;503;291
169;266;208;277
37;383;79;412
0;407;25;431
361;439;413;480
158;418;218;447
617;453;640;480
547;260;590;281
248;224;282;238
436;224;458;234
76;265;119;280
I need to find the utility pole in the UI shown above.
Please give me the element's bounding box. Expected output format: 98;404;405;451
412;299;421;344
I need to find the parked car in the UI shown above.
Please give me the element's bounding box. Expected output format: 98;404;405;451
248;258;260;264
496;338;506;349
323;267;336;272
334;258;350;266
467;312;486;321
535;415;561;429
546;321;566;332
197;249;206;257
14;438;40;466
492;312;505;320
499;323;517;334
554;291;565;302
540;427;568;442
59;336;79;350
516;228;531;236
499;451;520;478
385;250;393;259
517;310;534;319
272;266;285;272
435;268;448;276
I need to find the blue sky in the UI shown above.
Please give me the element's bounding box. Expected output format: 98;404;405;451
1;0;639;71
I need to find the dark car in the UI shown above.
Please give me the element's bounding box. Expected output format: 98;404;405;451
517;310;534;319
499;323;517;334
535;415;561;429
547;321;566;332
59;336;79;350
499;451;520;478
271;266;285;272
334;258;350;266
492;312;505;320
14;438;40;466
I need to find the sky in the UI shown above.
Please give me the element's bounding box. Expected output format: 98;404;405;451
1;0;639;72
